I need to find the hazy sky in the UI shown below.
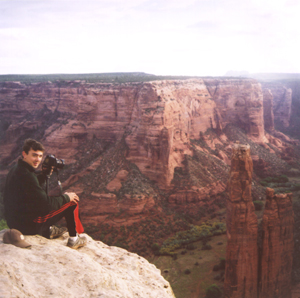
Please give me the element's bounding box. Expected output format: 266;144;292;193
0;0;299;76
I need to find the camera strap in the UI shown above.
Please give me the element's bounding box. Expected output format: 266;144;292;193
45;175;50;196
45;170;63;196
57;179;63;195
55;169;63;196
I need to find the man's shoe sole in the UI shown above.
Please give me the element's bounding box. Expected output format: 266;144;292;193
50;226;68;239
67;237;87;249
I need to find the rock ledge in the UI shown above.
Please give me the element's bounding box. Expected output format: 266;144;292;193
0;230;174;298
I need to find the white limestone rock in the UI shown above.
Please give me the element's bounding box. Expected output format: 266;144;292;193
0;230;175;298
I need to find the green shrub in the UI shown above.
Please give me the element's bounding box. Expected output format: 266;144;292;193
292;184;300;191
213;264;220;271
205;284;222;298
261;175;289;185
0;192;4;220
159;222;226;255
202;244;212;250
279;175;289;183
274;187;292;194
260;181;268;187
213;258;225;271
151;243;160;254
219;258;226;270
253;200;264;211
186;243;196;250
0;219;8;231
213;229;223;236
184;269;191;275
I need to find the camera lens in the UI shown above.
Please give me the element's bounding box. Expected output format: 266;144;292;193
42;155;64;169
56;159;65;169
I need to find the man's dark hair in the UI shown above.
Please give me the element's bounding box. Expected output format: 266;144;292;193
22;139;45;154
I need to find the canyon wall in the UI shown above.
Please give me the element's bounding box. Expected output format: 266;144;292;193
224;143;258;298
125;79;218;188
204;79;266;143
261;82;292;128
0;78;266;190
0;78;296;223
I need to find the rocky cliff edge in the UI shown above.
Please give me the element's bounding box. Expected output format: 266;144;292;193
0;229;174;298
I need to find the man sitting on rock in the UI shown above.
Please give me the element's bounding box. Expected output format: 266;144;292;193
3;138;87;249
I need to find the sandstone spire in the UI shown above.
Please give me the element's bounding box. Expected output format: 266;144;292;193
259;188;294;298
224;143;258;298
224;144;295;298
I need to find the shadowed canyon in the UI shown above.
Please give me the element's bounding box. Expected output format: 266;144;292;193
1;73;300;297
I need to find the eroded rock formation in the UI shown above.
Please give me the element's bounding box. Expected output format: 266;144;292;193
0;78;267;187
224;143;258;298
167;181;226;215
204;79;266;143
0;230;175;298
261;83;292;128
259;188;294;298
225;144;295;298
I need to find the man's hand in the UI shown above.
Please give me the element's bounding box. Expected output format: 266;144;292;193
65;192;79;203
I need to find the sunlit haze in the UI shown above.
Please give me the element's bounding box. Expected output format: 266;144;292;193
1;0;299;76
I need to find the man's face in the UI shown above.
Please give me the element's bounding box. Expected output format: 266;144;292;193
22;149;43;169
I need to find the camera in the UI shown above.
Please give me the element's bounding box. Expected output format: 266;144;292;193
42;154;65;170
42;155;65;194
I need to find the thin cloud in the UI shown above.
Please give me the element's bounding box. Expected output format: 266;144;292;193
189;21;219;30
0;0;299;75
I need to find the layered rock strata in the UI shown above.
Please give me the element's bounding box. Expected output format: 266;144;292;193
261;83;292;128
0;79;266;190
204;79;266;143
0;79;296;223
259;188;294;298
224;143;258;298
167;181;226;214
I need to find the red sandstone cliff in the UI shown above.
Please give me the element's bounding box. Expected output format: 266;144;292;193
0;79;218;189
0;78;297;221
204;79;267;143
0;79;268;188
259;188;294;298
261;82;292;128
224;144;258;298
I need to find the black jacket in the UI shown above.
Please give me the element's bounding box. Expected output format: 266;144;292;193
4;159;70;232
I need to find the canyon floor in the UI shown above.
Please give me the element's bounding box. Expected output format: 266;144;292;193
150;232;227;298
149;173;300;298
